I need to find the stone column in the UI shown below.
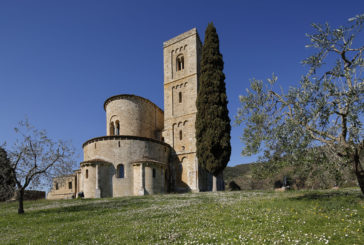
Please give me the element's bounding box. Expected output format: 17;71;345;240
139;164;146;196
80;171;84;193
133;164;145;196
95;164;101;198
194;156;199;192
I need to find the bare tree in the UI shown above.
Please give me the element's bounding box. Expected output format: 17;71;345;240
6;120;75;214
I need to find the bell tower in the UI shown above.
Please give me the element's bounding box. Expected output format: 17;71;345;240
162;28;204;192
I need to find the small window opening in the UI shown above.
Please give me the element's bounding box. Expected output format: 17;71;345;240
55;183;59;190
110;122;115;136
118;141;120;147
68;182;72;189
95;143;96;149
176;55;184;71
179;92;182;103
152;168;156;178
161;137;165;142
179;130;183;140
86;169;88;179
117;164;124;178
115;121;120;136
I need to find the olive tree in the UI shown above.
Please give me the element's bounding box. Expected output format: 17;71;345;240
236;14;364;194
7;120;75;213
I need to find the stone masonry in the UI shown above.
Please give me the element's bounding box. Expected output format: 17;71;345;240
47;28;212;199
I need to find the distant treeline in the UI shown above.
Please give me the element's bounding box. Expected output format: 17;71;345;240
224;162;357;191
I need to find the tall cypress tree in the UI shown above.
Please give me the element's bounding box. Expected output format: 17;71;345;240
196;23;231;191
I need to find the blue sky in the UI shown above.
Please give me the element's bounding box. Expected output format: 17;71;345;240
0;1;363;168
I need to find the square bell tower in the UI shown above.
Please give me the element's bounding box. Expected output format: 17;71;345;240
162;28;207;192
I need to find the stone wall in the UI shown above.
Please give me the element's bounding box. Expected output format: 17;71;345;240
47;175;77;200
80;164;97;198
82;136;170;197
11;190;46;201
104;94;164;140
144;164;165;194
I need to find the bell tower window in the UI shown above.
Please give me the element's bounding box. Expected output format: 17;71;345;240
176;55;184;71
179;92;182;103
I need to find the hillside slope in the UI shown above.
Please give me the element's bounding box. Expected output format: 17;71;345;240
224;163;253;190
1;189;363;244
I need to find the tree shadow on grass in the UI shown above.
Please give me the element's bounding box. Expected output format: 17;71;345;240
290;190;364;201
30;198;151;216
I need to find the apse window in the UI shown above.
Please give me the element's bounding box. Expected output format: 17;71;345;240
179;92;182;103
109;122;115;136
176;55;184;71
115;121;120;135
86;169;88;179
55;183;59;190
68;182;72;189
117;164;125;178
179;130;183;140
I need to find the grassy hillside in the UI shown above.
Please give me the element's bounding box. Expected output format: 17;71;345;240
1;189;363;244
224;163;253;190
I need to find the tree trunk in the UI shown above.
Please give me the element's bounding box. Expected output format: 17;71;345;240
212;175;217;192
18;189;24;214
218;172;225;191
356;170;364;195
353;149;364;195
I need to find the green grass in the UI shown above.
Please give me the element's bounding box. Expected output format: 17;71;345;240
1;189;363;244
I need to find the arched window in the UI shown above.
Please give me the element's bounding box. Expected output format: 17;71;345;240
179;92;182;103
117;164;124;178
55;182;59;190
179;130;182;140
110;122;115;136
115;121;120;135
152;168;156;178
86;169;88;179
176;55;184;71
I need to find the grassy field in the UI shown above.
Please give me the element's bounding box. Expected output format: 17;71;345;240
0;189;363;244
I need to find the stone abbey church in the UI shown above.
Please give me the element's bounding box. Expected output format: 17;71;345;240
48;28;223;199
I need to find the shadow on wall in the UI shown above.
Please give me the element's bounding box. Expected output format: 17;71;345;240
98;163;114;198
168;148;191;193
